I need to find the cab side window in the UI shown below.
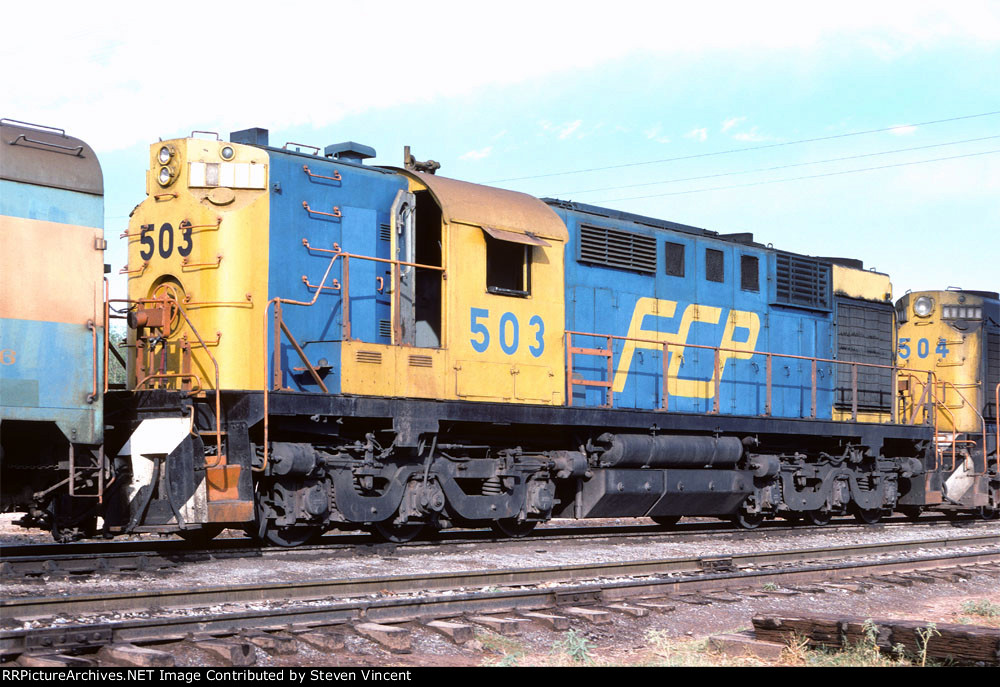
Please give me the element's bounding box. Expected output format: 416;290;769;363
486;235;531;297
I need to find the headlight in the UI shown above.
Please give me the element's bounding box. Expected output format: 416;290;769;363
913;296;934;317
158;166;174;186
158;146;173;164
220;145;235;161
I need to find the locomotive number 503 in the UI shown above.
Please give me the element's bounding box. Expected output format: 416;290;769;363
138;222;193;261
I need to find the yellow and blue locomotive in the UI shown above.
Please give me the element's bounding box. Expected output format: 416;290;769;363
0;119;109;539
105;126;939;544
896;289;999;517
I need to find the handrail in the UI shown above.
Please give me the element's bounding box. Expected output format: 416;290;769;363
261;250;342;472
897;370;938;427
995;382;1000;473
565;328;909;423
302;165;341;183
935;379;988;474
113;292;226;470
262;243;446;470
87;319;98;404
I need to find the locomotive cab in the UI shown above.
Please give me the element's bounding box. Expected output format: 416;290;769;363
895;289;1000;516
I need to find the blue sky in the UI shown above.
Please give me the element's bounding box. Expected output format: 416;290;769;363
4;1;997;299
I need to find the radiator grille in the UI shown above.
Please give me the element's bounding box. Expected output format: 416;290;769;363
986;327;999;419
835;299;893;412
379;320;392;339
775;252;830;309
379;223;392;242
408;355;433;368
578;224;656;274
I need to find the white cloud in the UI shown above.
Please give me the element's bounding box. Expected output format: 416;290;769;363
5;1;997;152
685;128;709;142
889;125;918;136
722;116;746;132
558;120;583;140
644;125;671;144
460;146;493;161
732;127;771;142
542;120;584;140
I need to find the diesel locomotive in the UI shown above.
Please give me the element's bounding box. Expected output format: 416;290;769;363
895;289;999;517
2;122;996;543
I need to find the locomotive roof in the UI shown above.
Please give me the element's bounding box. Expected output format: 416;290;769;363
542;197;745;243
544;197;880;272
408;171;569;241
0;119;103;195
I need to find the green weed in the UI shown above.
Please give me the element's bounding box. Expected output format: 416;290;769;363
553;629;595;665
961;599;1000;618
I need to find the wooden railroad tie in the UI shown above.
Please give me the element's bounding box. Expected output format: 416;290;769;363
751;612;1000;666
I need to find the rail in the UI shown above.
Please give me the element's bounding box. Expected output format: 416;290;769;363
565;329;911;424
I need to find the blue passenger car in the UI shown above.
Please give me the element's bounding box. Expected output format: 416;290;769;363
0;119;106;537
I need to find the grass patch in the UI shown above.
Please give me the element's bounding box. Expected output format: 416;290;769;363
477;631;526;666
643;630;768;667
961;599;1000;618
552;629;595;665
781;619;946;667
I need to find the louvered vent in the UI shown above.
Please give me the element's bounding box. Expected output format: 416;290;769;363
408;355;433;368
986;328;999;419
379;223;392;242
578;224;656;274
356;351;382;364
775;252;830;309
379;320;392;338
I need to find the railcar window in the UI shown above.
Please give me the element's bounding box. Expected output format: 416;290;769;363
665;242;685;277
706;249;724;283
741;255;759;292
486;235;531;297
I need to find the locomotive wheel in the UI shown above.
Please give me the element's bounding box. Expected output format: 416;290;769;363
899;506;923;522
852;506;883;525
490;518;538;538
177;525;224;547
732;511;764;529
805;509;832;526
253;493;321;547
650;515;681;528
975;506;999;520
263;524;321;547
371;520;425;543
52;519;97;543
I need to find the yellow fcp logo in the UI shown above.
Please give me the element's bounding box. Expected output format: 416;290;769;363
612;297;761;399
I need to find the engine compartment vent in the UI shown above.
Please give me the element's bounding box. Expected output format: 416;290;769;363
578;224;656;274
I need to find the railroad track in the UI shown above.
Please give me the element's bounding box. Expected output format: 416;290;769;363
2;533;998;660
1;515;987;580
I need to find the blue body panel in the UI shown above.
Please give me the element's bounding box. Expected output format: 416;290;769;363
0;179;103;226
556;206;835;419
1;179;104;444
0;318;104;444
264;150;407;392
